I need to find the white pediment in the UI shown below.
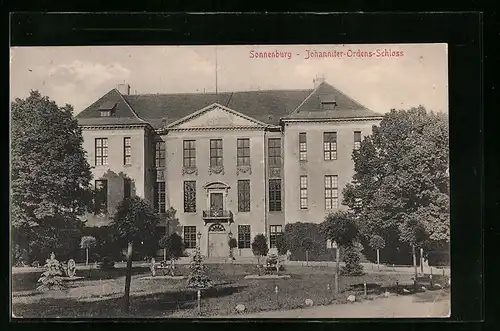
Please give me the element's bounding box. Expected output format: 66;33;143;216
167;103;267;129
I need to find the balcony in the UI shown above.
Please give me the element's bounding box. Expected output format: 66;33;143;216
202;209;233;223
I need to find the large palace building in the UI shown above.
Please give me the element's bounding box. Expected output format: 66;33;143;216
76;78;382;258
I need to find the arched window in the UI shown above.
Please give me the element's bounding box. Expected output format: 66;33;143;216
208;223;226;232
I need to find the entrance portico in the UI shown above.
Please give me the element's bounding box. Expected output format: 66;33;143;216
202;181;234;258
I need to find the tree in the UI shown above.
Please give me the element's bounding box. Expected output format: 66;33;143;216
321;211;358;247
80;236;97;265
11;91;93;261
369;235;386;270
321;211;363;276
343;107;449;280
251;234;269;265
158;233;185;260
186;246;213;290
37;252;65;292
111;196;161;313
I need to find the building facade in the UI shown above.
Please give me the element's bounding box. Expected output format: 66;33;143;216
76;79;382;258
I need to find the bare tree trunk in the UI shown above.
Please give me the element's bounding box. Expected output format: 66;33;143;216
123;241;133;314
412;245;418;290
335;246;340;294
163;248;167;261
86;248;89;266
376;249;380;271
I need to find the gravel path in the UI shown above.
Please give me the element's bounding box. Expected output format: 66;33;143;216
208;290;450;319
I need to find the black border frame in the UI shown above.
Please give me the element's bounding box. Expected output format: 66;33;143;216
6;11;485;331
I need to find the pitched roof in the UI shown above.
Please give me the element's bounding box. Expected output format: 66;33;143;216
76;89;147;126
76;82;381;128
123;89;311;128
285;82;382;120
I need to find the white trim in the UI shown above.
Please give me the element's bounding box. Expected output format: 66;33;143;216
80;124;153;131
166;103;270;129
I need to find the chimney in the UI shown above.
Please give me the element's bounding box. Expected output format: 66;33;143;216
313;76;325;89
117;83;131;95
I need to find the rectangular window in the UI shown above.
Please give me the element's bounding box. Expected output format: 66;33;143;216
123;137;131;165
300;175;308;209
354;131;362;150
94;179;108;214
183;226;197;249
269;179;282;212
268;138;282;166
100;111;111;117
155;141;166;168
210;139;223;167
323;132;338;160
325;175;339;210
237;138;251;166
269;225;283;249
237;180;251;212
95;138;108;166
183;140;196;167
299;133;307;161
124;178;131;199
238;225;251;249
154;181;166;213
183;180;196;212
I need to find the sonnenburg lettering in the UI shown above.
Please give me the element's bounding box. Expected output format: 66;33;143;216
249;50;292;60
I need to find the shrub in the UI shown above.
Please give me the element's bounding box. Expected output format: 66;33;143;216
37;253;65;291
275;235;287;256
186;247;213;290
340;245;364;276
228;238;238;249
283;223;332;261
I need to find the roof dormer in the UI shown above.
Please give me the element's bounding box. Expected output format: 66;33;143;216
319;94;337;111
98;101;117;117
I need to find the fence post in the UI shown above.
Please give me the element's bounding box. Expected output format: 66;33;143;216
275;285;279;308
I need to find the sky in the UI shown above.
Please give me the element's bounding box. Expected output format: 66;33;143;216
10;44;448;115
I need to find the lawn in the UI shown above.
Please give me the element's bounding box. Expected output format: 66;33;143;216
11;264;449;318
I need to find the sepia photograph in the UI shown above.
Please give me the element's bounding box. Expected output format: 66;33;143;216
10;43;450;318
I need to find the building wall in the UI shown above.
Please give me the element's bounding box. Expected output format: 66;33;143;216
282;120;380;225
163;129;268;257
77;118;381;257
80;126;149;226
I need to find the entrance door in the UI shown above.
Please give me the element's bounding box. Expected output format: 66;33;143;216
210;193;224;214
208;223;227;258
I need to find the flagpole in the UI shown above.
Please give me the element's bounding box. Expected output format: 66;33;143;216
215;47;218;95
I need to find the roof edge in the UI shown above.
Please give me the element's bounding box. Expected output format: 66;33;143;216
114;88;148;123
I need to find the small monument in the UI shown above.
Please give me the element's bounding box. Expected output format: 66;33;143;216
235;304;246;313
61;258;84;281
67;259;76;278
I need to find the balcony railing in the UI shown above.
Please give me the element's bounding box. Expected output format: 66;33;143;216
202;209;233;222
